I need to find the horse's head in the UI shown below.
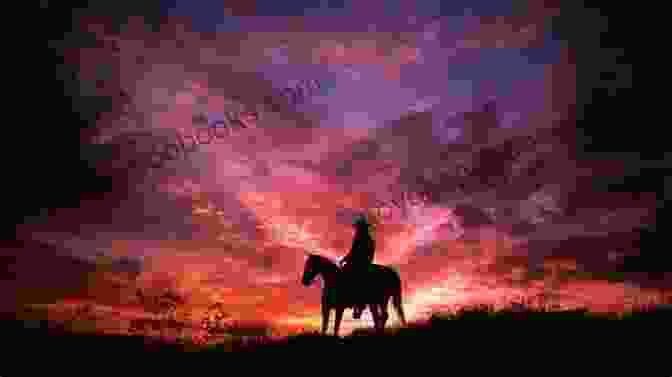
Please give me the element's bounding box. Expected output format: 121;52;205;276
302;253;340;287
302;253;320;286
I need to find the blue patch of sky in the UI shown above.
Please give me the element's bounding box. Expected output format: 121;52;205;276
161;0;551;135
163;0;520;33
518;30;563;66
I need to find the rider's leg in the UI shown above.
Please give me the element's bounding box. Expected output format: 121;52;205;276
345;264;367;319
353;305;362;319
354;269;366;318
343;265;360;318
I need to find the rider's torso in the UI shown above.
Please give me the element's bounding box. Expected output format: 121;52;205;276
349;233;374;263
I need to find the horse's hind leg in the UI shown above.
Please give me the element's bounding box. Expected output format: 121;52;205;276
321;305;331;335
371;303;386;334
368;304;380;332
379;297;390;331
334;307;344;337
393;287;406;325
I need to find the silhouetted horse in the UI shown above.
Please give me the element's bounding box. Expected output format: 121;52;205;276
301;253;406;336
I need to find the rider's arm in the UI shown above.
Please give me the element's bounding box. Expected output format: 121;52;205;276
340;253;351;266
345;235;359;258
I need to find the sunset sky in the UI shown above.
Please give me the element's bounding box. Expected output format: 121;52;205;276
12;0;661;339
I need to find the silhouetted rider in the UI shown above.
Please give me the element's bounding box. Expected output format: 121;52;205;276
339;215;375;319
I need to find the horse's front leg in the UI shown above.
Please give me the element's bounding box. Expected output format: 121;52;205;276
321;303;331;335
379;301;389;332
333;306;344;337
369;304;380;332
372;304;386;333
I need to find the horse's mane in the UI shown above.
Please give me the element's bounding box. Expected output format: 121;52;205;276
310;254;340;272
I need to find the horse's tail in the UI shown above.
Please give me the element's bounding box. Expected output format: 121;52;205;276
392;274;406;326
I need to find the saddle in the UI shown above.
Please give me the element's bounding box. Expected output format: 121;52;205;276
341;264;370;305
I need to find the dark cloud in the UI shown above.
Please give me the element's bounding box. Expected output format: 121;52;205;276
99;255;145;278
349;139;382;161
370;111;464;200
334;159;354;177
460;100;499;146
0;239;100;309
191;113;210;126
517;228;671;288
452;204;495;228
358;106;567;208
508;220;539;237
307;138;384;183
98;131;167;175
616;225;668;284
565;181;652;219
284;159;322;173
468;146;518;190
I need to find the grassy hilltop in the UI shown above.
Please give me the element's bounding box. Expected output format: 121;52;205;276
4;303;669;375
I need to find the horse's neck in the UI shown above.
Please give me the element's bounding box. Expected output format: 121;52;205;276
318;261;339;288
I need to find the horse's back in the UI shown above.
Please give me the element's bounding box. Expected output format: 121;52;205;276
371;264;401;285
372;263;398;274
339;264;400;292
